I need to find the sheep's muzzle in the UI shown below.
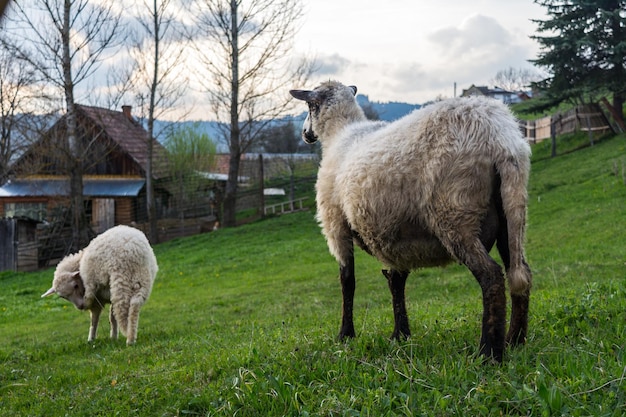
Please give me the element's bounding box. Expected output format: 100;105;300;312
303;130;318;144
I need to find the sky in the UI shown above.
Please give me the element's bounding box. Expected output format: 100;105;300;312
0;0;550;121
293;0;549;105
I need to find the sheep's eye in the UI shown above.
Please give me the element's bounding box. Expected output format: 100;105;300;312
73;283;79;289
308;102;320;114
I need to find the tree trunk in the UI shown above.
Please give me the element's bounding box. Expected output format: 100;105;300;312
146;0;160;244
601;96;626;133
613;93;625;131
223;145;240;227
258;154;264;217
63;0;87;251
223;0;240;228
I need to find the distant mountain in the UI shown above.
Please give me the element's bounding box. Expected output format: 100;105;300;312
151;95;423;151
356;95;421;121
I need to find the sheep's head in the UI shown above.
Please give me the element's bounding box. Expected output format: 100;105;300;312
42;252;87;310
289;81;359;144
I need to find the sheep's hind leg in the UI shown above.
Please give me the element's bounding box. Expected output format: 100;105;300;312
506;278;530;347
338;255;356;339
495;213;531;347
463;250;506;363
125;295;144;345
444;236;506;362
109;307;118;340
88;306;102;342
383;269;411;339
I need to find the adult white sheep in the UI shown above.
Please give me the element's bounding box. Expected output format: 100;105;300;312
42;225;158;345
290;81;532;362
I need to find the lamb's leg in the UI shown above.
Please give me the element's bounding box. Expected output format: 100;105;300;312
88;305;102;342
125;295;144;345
338;255;356;339
382;269;411;339
109;307;118;340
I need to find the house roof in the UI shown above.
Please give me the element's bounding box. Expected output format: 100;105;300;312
0;178;145;197
76;105;170;179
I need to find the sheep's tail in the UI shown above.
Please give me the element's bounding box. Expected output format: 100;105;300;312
496;148;532;295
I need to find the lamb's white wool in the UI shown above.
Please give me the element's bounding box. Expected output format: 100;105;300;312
290;81;532;362
42;225;158;345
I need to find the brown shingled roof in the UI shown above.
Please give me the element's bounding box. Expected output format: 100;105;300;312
76;105;170;179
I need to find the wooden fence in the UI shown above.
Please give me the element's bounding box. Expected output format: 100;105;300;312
264;197;308;216
520;104;613;143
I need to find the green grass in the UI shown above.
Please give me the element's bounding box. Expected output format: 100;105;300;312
2;135;626;416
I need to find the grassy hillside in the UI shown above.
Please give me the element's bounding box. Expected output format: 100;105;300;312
1;135;626;416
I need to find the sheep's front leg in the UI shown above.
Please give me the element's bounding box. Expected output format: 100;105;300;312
338;254;356;339
383;269;411;339
88;305;103;342
109;307;118;340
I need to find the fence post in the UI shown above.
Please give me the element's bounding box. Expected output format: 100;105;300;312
258;154;265;218
550;115;558;158
585;112;594;146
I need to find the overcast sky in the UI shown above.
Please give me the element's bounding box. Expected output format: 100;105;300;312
293;0;548;104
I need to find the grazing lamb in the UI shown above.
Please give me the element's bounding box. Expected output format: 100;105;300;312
290;81;532;362
42;225;158;345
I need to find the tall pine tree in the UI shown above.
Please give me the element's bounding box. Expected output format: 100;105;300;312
530;0;626;127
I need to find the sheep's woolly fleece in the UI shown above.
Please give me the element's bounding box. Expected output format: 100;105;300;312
47;225;158;344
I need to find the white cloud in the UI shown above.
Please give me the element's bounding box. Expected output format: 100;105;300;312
314;53;352;76
294;1;547;107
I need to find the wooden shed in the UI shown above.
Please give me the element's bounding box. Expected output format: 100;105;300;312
0;104;171;233
0;217;39;272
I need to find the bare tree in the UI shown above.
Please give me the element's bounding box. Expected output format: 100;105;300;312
257;121;301;154
0;39;37;182
490;67;543;92
128;0;190;243
4;0;122;250
190;0;312;227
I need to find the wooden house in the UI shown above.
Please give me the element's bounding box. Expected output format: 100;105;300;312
0;105;171;234
461;85;527;105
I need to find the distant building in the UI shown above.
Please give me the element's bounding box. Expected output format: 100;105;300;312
461;85;530;105
0;105;172;233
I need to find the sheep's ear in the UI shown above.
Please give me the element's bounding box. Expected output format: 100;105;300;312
290;89;315;102
71;271;80;278
41;287;56;298
349;85;357;95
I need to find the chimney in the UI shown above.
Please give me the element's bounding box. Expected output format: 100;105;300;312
121;105;132;119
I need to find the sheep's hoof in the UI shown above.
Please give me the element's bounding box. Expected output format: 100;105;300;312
337;330;356;341
479;345;503;364
390;330;410;341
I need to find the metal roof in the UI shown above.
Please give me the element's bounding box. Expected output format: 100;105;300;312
0;179;145;197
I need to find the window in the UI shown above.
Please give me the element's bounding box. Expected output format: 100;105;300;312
4;202;47;221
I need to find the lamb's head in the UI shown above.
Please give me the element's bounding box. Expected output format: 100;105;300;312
41;252;87;310
289;81;363;144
